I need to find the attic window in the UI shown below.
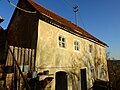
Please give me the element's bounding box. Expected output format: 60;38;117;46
58;35;66;48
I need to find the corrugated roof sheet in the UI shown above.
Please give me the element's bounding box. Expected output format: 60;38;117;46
27;0;108;46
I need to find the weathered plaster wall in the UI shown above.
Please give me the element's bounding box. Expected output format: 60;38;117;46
36;20;109;90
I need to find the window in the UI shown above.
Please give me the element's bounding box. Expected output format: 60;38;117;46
58;35;66;48
99;48;102;55
74;40;80;51
91;68;94;78
89;44;93;53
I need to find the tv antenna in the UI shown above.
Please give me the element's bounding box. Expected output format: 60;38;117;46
73;5;78;25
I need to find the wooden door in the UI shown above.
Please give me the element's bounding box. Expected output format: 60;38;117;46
81;68;87;90
55;71;68;90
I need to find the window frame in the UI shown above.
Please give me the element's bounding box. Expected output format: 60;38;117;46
58;34;67;49
73;40;80;52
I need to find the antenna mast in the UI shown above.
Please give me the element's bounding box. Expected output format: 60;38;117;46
73;5;78;25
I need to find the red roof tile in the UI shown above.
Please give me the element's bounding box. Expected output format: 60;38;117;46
27;0;108;46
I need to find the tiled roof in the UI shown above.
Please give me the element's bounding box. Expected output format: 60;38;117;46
27;0;108;46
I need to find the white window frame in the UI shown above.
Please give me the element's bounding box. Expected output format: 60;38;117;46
58;34;66;48
73;40;80;52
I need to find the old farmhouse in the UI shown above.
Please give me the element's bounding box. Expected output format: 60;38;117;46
4;0;109;90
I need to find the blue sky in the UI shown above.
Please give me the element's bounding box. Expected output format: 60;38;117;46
0;0;120;59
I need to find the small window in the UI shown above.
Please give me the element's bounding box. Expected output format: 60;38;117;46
91;68;94;78
99;48;102;55
89;44;93;53
74;40;80;51
58;35;66;48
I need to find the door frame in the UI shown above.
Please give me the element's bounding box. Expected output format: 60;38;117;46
55;71;68;90
80;67;87;90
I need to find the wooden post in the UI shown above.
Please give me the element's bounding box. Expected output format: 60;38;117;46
14;65;17;90
21;48;25;72
25;48;29;65
18;47;21;65
7;45;14;66
10;46;14;89
17;47;22;90
28;49;32;70
32;49;35;71
14;47;18;61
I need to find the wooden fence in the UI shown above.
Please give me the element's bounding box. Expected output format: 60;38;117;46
6;45;35;71
5;46;36;89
